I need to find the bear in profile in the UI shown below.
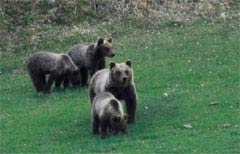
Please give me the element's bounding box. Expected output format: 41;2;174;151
92;92;128;139
89;60;138;123
66;37;115;86
27;51;78;93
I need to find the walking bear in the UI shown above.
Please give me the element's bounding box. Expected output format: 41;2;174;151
92;92;128;139
27;51;78;93
89;60;138;123
66;37;115;86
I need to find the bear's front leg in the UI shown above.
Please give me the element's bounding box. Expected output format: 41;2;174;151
89;86;96;105
121;127;128;135
80;68;88;86
124;85;138;123
63;72;73;88
44;74;55;93
70;70;81;87
98;58;105;70
99;119;108;139
55;75;65;89
92;114;99;134
63;77;70;88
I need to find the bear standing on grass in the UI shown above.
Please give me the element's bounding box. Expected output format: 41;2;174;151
89;60;138;123
92;92;128;139
66;37;115;87
27;51;78;93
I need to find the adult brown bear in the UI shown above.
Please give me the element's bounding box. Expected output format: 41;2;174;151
89;60;138;123
66;37;115;86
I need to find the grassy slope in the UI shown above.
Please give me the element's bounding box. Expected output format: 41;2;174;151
0;20;239;153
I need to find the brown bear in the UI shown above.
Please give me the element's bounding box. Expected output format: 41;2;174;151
27;51;78;93
92;92;128;139
66;37;115;86
89;60;138;123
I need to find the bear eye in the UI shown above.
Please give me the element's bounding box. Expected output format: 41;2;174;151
125;70;129;75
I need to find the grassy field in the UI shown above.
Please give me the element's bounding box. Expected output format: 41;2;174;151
0;19;239;153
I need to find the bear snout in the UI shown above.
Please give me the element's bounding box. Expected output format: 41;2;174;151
122;77;127;83
109;53;115;57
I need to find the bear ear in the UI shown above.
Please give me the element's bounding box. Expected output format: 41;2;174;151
110;61;116;69
61;54;69;62
107;37;112;43
113;116;121;123
125;59;131;68
97;38;104;46
124;114;129;120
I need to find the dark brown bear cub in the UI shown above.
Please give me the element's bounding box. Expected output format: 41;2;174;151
66;37;115;86
89;60;138;123
27;51;78;93
92;92;128;139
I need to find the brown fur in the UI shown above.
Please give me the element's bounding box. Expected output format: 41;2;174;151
89;60;138;123
92;92;128;139
27;51;78;93
66;37;115;86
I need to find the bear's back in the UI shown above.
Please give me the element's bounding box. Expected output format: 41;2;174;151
93;92;123;118
67;44;90;67
28;51;60;73
91;69;110;94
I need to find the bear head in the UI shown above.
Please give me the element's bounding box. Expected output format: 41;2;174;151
110;113;128;134
109;60;133;87
95;37;115;57
71;70;81;86
59;54;78;73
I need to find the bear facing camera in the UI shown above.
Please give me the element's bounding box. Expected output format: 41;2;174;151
92;92;128;139
89;59;138;123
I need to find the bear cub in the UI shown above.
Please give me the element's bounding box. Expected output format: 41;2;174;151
89;60;138;123
92;92;128;139
66;37;115;87
27;51;78;93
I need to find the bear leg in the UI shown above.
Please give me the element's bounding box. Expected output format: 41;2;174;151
98;58;105;70
63;75;70;88
55;75;64;89
124;86;138;123
89;87;96;105
70;70;81;87
44;74;55;93
92;114;99;134
100;119;108;139
80;68;88;86
30;72;46;92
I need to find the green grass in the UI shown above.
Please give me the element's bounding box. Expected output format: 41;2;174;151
0;19;240;153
